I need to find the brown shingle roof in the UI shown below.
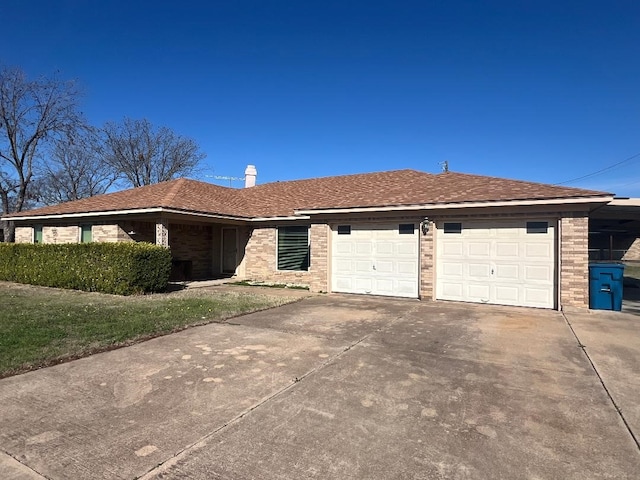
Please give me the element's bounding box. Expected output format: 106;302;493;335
4;169;611;219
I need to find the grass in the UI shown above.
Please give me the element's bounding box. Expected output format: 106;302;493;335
0;281;301;378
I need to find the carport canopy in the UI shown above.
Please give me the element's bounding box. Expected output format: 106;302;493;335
590;198;640;261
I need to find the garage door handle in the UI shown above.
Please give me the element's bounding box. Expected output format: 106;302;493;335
372;264;376;270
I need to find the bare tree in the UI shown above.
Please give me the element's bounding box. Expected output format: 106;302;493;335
0;66;84;241
102;117;205;187
35;129;117;206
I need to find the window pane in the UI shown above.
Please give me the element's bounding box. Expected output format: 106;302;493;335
443;222;462;234
34;225;43;243
278;226;309;271
81;225;92;243
526;221;548;234
399;223;415;234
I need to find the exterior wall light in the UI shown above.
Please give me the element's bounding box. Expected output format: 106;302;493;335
421;218;430;235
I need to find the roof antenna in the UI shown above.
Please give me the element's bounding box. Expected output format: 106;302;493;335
440;160;449;172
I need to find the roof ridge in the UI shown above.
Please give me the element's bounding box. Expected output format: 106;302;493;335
251;168;429;189
161;178;188;206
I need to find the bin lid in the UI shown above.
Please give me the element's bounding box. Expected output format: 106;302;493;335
589;262;625;269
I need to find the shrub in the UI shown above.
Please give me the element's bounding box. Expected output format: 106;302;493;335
0;242;171;295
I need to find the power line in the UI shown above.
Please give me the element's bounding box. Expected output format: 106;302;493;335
554;151;640;185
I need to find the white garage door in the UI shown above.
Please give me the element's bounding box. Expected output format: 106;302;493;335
332;223;419;298
436;219;556;308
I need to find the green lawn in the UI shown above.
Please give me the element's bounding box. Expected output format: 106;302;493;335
0;282;300;378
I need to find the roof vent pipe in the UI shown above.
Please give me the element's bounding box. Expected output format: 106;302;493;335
244;165;257;188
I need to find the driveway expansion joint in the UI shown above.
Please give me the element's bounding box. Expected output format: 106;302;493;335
137;316;390;479
0;448;50;480
562;312;640;453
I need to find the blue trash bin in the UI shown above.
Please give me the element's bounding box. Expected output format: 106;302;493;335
589;263;625;311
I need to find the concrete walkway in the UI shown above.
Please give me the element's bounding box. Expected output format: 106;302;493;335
1;296;639;479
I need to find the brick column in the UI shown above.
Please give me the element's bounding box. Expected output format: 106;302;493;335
560;214;589;309
419;220;435;300
155;218;169;248
309;223;329;292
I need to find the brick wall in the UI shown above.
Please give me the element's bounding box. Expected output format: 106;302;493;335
15;226;33;243
42;226;79;243
242;224;328;291
419;220;434;300
169;223;213;280
92;224;120;242
309;223;329;292
560;213;589;309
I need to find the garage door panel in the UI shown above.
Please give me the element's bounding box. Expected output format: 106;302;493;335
495;242;519;257
334;277;353;290
524;288;552;305
494;285;520;304
436;219;556;309
376;261;394;274
441;262;464;278
398;261;418;275
495;264;519;280
355;242;373;255
335;259;353;273
468;242;491;257
525;265;553;282
354;277;374;292
375;278;394;294
468;263;491;279
468;284;490;300
376;242;394;255
441;282;464;298
355;261;371;273
441;241;464;256
525;243;551;258
335;243;352;254
398;242;417;255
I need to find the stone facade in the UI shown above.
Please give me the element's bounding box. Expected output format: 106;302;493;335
560;213;589;309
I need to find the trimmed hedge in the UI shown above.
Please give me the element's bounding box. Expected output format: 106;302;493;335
0;242;172;295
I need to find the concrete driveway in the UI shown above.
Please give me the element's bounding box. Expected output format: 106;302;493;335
1;295;639;479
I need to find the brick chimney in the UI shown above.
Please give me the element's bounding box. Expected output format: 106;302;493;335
244;164;257;188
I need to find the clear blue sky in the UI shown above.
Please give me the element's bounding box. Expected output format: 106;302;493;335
4;1;639;195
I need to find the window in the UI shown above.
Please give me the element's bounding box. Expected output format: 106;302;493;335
34;225;43;243
399;223;415;235
277;226;309;271
527;221;548;234
443;222;462;234
80;224;92;243
337;225;351;235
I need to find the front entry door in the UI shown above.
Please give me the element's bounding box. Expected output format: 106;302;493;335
222;228;238;274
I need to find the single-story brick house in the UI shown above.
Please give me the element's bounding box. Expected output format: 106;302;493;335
2;166;615;310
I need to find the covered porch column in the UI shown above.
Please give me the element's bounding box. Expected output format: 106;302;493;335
155;218;169;248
